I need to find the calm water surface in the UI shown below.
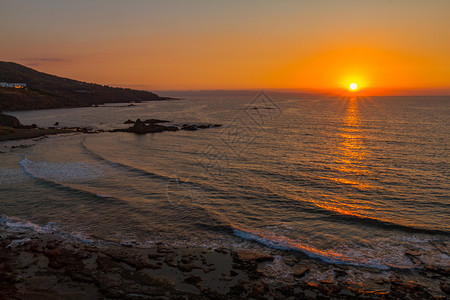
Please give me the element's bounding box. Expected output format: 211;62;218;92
1;95;449;270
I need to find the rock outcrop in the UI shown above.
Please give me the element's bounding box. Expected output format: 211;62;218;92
112;119;221;134
0;113;21;128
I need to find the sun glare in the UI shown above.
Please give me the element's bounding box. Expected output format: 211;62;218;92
349;83;358;91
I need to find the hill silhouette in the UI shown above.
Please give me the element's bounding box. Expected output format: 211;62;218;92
0;61;170;110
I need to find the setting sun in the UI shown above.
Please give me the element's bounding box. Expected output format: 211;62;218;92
349;83;358;91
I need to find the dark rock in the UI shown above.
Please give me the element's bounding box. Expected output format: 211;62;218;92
214;248;228;254
334;268;347;277
203;265;216;273
180;255;192;264
85;246;99;252
391;278;421;291
181;124;198;131
145;263;161;270
293;265;309;278
0;113;21;128
11;144;32;149
147;253;164;260
48;259;66;270
67;269;95;283
157;245;173;253
405;249;423;257
132;119;147;132
425;265;450;276
197;124;210;129
178;262;199;272
234;250;273;262
114;119;179;134
114;119;220;135
441;280;450;294
250;281;266;296
165;255;178;267
19;124;37;129
54;122;59;126
143;119;169;124
185;275;202;284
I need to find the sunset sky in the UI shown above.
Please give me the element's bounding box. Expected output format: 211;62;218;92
1;0;449;94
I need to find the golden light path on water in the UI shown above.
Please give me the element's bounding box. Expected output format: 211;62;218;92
216;96;402;268
309;97;394;223
226;95;396;229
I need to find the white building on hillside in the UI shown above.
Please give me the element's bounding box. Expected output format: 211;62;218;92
0;82;27;88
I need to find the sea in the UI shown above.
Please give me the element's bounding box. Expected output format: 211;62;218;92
1;93;449;273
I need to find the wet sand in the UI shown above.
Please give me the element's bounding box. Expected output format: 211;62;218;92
0;222;448;299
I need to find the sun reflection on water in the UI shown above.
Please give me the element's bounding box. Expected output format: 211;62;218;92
314;97;380;219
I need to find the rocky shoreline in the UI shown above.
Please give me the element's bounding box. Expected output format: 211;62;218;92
0;115;221;142
0;220;448;299
0;112;76;142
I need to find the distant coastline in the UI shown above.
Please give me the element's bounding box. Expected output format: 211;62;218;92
0;61;176;111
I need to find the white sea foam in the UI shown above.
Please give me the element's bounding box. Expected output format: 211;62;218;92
1;215;58;234
96;193;113;198
0;215;100;245
232;228;431;270
19;157;103;183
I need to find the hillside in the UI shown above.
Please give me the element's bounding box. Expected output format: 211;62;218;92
0;61;170;111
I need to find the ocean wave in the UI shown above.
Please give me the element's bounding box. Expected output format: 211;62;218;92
19;157;103;183
269;188;450;236
182;199;449;270
18;158;131;207
232;227;443;270
0;215;99;245
320;213;450;236
81;141;175;182
0;215;58;233
81;140;213;194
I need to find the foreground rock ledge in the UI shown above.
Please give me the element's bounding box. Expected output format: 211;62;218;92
0;223;448;299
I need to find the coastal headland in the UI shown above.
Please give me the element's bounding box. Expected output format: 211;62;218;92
0;61;175;111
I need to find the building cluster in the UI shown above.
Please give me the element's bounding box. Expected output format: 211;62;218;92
0;82;27;88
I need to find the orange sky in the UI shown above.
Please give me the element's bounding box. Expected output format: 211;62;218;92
1;0;449;95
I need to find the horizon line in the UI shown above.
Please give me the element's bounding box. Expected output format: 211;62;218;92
144;88;450;97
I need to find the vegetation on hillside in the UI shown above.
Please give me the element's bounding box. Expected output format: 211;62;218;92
0;61;168;110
